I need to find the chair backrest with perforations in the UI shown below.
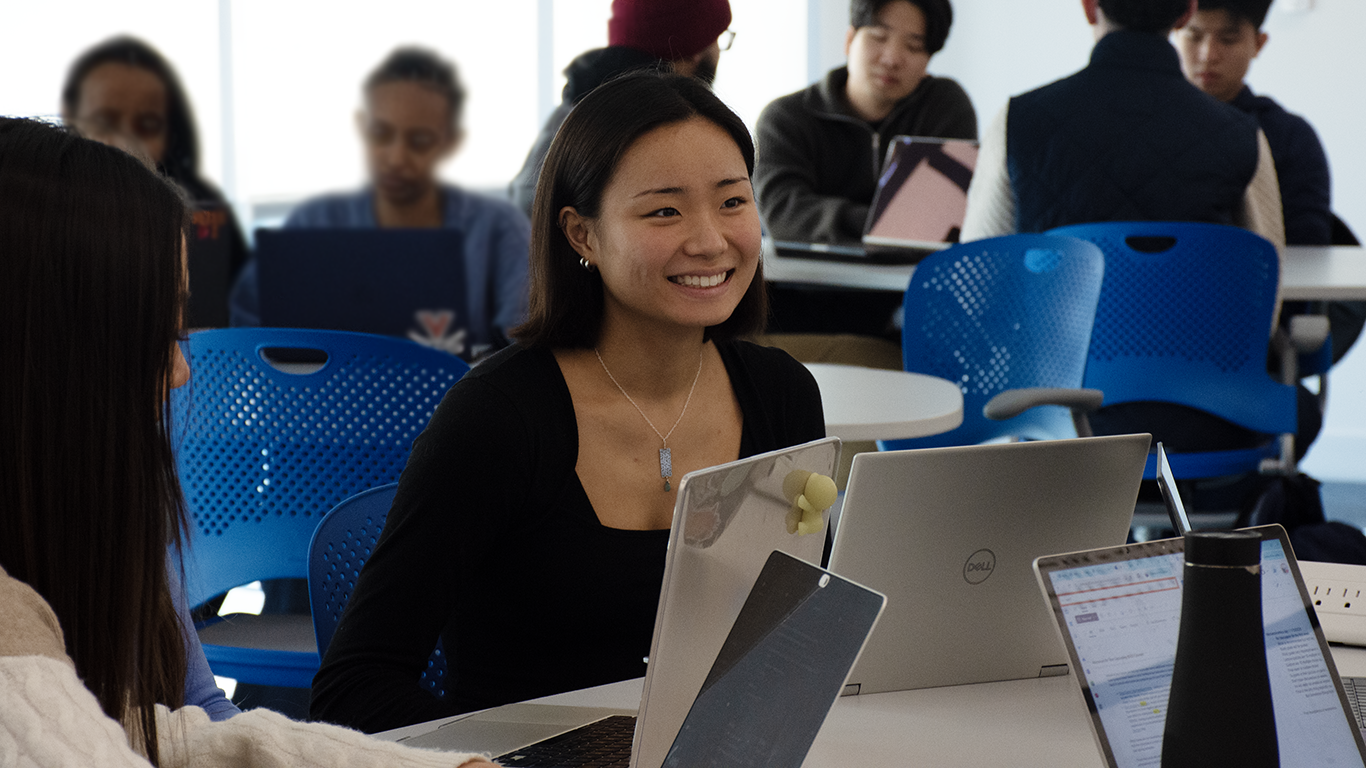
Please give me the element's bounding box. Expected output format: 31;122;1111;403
172;328;468;608
308;484;397;657
888;234;1106;449
1049;222;1296;435
308;483;448;698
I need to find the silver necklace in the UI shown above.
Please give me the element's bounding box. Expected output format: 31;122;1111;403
595;346;705;492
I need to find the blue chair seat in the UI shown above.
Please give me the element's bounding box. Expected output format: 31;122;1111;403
1145;445;1279;481
196;615;319;688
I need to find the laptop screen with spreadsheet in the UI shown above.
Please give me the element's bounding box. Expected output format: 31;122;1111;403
1035;526;1366;768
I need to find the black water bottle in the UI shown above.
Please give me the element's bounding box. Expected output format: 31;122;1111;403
1161;530;1278;768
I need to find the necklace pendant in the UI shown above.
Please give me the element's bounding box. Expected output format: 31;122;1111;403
660;448;673;492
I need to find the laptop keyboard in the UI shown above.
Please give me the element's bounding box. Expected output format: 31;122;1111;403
495;715;637;767
1343;677;1366;729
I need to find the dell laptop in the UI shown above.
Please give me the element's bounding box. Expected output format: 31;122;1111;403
828;434;1150;694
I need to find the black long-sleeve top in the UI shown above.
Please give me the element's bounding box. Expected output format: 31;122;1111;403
310;341;825;733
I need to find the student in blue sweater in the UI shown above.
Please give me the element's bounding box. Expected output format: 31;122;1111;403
231;48;529;358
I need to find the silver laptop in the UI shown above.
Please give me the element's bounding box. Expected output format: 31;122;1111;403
1155;442;1193;535
1034;525;1366;767
861;135;979;260
828;434;1150;694
395;437;844;767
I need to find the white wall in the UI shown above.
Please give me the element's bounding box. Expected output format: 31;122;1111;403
816;0;1366;480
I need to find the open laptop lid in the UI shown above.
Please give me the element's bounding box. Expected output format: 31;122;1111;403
1154;442;1192;535
1034;525;1366;768
829;434;1149;694
255;229;471;357
862;136;978;260
390;437;841;760
662;549;885;767
634;436;841;768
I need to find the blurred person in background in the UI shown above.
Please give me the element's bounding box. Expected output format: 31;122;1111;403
755;0;976;247
753;0;975;340
230;47;529;358
508;0;734;218
63;36;250;329
1176;0;1364;406
1175;0;1331;245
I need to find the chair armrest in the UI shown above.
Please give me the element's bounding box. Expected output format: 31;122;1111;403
983;388;1103;421
984;387;1104;439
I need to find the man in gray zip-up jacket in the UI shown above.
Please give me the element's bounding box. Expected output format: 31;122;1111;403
755;0;976;245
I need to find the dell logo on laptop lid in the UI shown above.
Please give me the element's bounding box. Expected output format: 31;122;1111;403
964;549;996;584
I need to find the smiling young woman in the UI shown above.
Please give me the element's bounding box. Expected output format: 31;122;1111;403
310;72;826;733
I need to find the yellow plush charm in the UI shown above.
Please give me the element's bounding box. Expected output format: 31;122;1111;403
783;470;839;536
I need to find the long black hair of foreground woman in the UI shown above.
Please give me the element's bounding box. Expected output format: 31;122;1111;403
0;117;190;765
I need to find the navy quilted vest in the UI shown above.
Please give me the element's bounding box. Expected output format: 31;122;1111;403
1006;30;1259;233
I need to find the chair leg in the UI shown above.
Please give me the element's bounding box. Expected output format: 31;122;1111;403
1260;433;1297;476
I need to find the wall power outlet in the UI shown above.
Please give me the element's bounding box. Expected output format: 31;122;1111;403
1299;560;1366;647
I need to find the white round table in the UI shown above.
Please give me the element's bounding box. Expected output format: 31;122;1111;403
803;363;964;442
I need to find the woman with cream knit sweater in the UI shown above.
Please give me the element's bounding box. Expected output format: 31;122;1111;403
0;117;490;768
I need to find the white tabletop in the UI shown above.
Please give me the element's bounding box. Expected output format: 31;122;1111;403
1280;246;1366;301
764;240;915;293
396;675;1102;766
400;644;1366;767
803;362;963;442
764;242;1366;302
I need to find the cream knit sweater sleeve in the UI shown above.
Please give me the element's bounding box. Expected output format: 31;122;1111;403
0;656;487;768
156;702;486;768
0;655;149;768
0;569;487;768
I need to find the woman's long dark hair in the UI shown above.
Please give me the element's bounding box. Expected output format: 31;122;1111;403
0;118;190;765
61;36;203;190
513;71;767;348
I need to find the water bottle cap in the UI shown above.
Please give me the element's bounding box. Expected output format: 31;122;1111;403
1183;530;1261;566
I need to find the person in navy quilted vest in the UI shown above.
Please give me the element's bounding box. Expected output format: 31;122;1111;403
961;0;1283;247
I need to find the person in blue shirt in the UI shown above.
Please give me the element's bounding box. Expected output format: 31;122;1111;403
231;48;530;358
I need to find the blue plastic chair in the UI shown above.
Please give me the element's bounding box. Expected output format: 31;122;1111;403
309;484;449;700
172;328;469;688
879;234;1107;451
1048;222;1297;480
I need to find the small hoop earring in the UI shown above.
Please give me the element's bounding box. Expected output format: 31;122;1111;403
580;256;596;272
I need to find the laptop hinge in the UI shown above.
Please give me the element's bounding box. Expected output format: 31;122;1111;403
841;683;862;696
1039;664;1070;678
